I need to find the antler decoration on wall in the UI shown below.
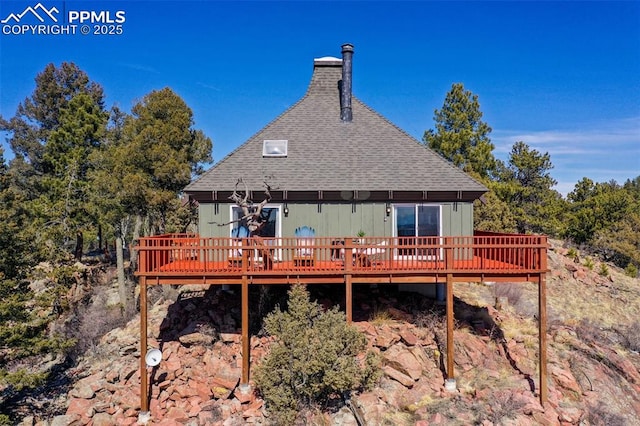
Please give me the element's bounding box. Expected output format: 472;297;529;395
218;178;273;234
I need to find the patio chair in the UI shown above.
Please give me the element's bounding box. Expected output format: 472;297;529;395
293;226;316;267
355;241;388;267
228;226;249;267
251;235;275;270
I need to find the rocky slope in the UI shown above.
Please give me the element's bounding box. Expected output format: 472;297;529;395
18;240;640;425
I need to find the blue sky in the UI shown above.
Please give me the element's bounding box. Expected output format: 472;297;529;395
1;1;639;196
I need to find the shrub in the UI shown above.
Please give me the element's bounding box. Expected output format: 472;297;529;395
254;285;380;424
598;263;609;277
620;321;640;352
370;305;393;325
583;256;595;270
567;247;578;260
625;263;638;278
493;283;524;307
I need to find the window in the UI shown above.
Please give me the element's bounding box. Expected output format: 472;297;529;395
263;140;288;157
230;205;281;238
230;204;283;261
393;204;441;257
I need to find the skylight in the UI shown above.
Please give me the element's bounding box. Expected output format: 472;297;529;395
263;140;288;157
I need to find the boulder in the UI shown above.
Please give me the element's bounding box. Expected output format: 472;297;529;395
383;345;423;380
382;365;415;388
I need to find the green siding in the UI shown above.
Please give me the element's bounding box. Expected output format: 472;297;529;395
441;202;473;236
197;201;474;238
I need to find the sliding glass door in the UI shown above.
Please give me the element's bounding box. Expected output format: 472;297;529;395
394;204;441;257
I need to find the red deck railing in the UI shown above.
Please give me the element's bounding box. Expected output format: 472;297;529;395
135;232;548;279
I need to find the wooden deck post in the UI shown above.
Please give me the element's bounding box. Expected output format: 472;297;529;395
345;239;353;323
241;275;250;385
539;272;548;405
446;273;454;381
345;275;353;323
140;276;148;413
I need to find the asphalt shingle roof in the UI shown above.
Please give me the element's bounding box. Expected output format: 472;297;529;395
185;55;487;199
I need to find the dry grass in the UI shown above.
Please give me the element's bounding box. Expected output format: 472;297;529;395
369;306;394;326
455;240;640;333
381;411;417;426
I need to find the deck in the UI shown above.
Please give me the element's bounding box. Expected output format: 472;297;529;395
136;231;548;285
134;231;549;412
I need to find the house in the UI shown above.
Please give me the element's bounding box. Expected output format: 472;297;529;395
135;45;549;416
185;44;487;250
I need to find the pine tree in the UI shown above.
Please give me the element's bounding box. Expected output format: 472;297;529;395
1;63;106;259
423;83;496;179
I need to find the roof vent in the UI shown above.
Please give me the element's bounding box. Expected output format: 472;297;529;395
263;140;288;157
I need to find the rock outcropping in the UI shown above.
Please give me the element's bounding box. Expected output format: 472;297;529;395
24;241;640;425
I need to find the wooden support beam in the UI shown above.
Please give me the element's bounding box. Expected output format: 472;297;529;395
241;277;250;385
539;272;548;405
345;275;353;323
345;240;353;323
140;277;148;413
446;273;454;380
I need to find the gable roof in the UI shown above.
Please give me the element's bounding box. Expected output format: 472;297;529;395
186;48;487;203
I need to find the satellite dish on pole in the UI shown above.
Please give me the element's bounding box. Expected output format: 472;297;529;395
145;348;162;367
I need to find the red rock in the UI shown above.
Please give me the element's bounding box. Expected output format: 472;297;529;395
573;269;587;280
51;414;82;425
212;384;235;400
373;331;397;349
166;406;189;422
200;399;217;411
383;345;423;380
220;332;240;343
235;388;255;404
220;404;232;419
382;365;415;387
550;365;581;394
92;412;116;426
188;396;203;407
66;397;94;418
69;381;95;399
354;321;377;336
242;406;263;418
156;420;183;426
198;410;216;425
193;381;213;400
384;307;411;322
179;332;214;346
158;389;171;403
429;412;445;424
150;399;163;419
115;389;140;410
231;398;242;413
188;404;202;417
211;374;239;390
399;329;418;346
175;383;198;398
164;359;182;372
123;408;137;418
564;264;578;272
